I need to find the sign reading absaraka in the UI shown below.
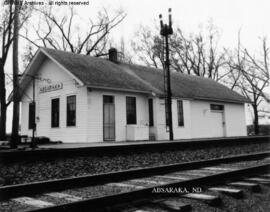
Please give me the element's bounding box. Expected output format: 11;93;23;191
40;83;63;93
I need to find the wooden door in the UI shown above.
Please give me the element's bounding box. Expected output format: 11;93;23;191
103;96;115;141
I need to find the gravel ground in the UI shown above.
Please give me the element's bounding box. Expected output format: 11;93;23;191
0;142;269;185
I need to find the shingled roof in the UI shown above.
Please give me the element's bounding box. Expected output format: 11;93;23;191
26;48;249;103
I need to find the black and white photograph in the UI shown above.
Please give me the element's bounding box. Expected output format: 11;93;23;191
0;0;270;211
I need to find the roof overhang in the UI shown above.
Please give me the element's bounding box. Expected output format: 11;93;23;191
87;85;155;96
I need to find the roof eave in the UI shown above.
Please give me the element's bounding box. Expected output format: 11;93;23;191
193;96;249;104
87;85;155;96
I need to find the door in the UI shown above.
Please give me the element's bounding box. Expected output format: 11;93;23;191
209;111;225;137
103;96;115;141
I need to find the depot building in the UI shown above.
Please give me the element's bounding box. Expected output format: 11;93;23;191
18;48;249;143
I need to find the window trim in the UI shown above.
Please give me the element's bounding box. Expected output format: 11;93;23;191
66;95;76;127
126;96;137;125
51;98;60;128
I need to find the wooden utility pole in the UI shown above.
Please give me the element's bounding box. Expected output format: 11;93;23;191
30;75;37;148
159;8;174;141
11;0;20;148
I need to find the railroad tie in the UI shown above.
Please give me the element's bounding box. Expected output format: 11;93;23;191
130;179;167;185
106;182;145;189
110;204;149;212
208;187;243;198
260;174;270;178
244;177;270;185
151;199;191;212
178;171;209;177
182;193;221;206
203;167;236;171
155;175;190;181
228;181;261;192
12;197;55;208
44;192;83;202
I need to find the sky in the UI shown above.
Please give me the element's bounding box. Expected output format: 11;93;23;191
4;0;270;132
94;0;269;51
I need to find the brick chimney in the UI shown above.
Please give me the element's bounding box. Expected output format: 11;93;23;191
109;48;118;63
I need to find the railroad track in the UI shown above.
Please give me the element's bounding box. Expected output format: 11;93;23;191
0;151;270;212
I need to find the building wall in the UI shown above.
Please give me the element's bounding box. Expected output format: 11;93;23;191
86;90;149;142
190;100;247;138
153;98;247;140
224;103;247;136
21;59;88;143
153;98;191;140
20;58;247;143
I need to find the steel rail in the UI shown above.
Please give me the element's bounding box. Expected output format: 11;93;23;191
25;163;270;212
0;151;269;201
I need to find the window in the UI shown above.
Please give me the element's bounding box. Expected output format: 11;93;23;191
126;96;136;124
28;102;35;129
103;95;114;104
210;104;224;111
177;100;184;126
51;98;60;128
148;99;154;126
67;95;76;126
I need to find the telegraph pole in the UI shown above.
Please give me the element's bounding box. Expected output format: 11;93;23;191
159;8;174;141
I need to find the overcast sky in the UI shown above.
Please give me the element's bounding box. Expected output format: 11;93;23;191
5;0;270;131
94;0;269;51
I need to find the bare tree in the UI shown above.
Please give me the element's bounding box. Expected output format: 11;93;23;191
116;37;133;64
170;27;227;81
131;25;164;69
21;6;126;63
131;24;227;81
0;1;32;140
227;37;270;134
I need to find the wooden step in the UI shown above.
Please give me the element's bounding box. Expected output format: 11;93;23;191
182;193;221;206
228;181;261;192
208;187;243;198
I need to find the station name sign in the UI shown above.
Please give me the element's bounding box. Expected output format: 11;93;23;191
40;83;63;93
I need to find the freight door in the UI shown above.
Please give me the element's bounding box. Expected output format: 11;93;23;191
209;104;226;137
103;95;115;141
